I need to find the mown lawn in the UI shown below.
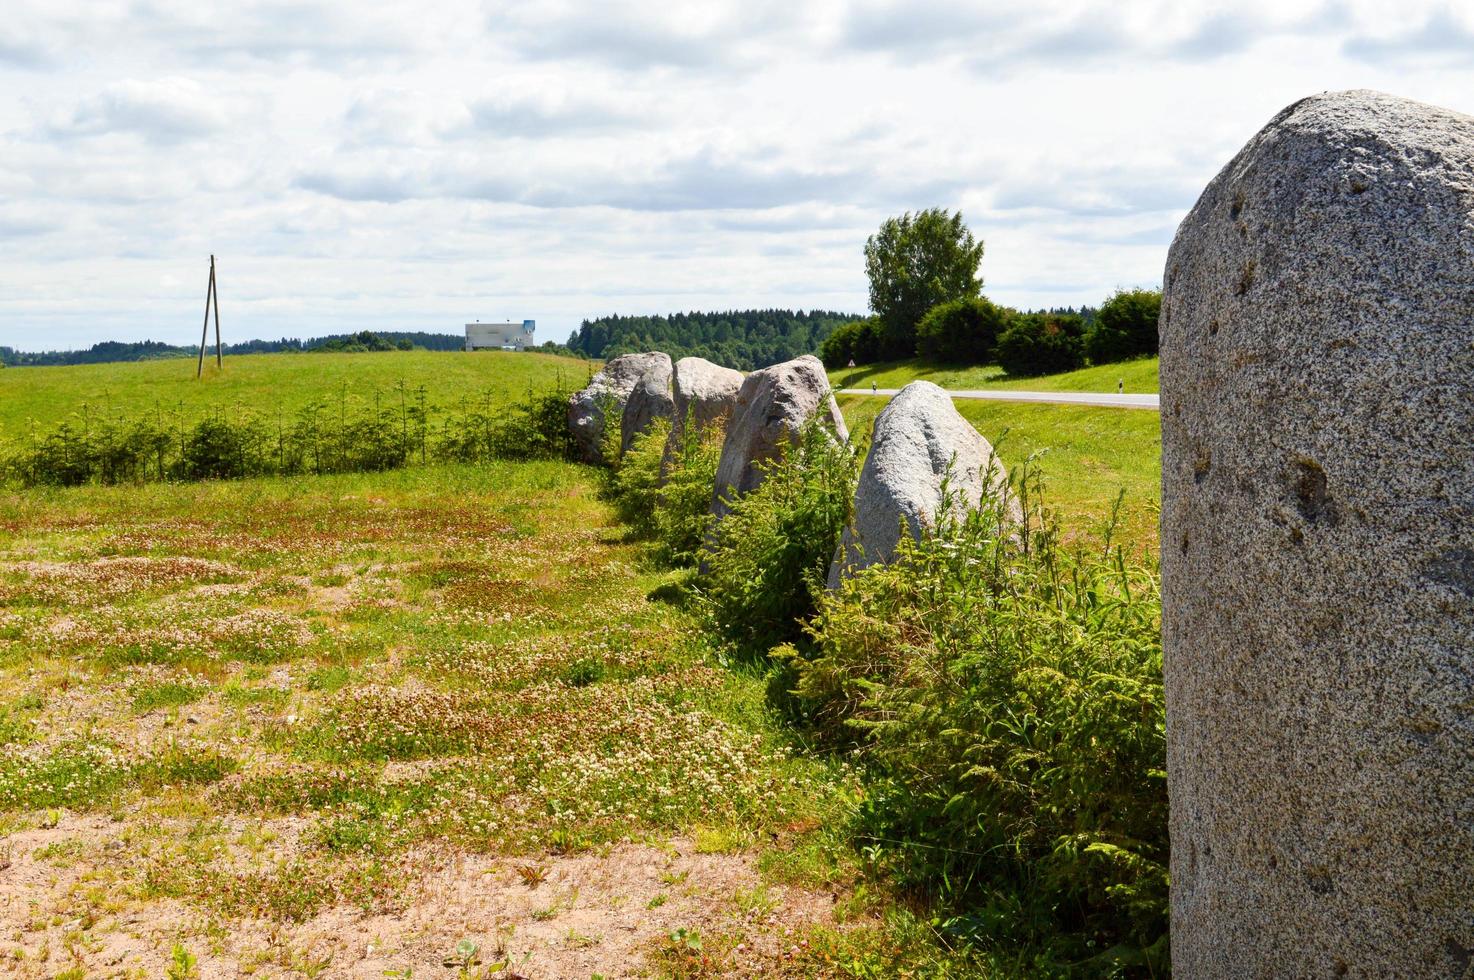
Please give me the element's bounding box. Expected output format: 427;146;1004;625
829;356;1160;394
0;463;896;977
0;349;596;437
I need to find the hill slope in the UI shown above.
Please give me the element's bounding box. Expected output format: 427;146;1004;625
0;349;593;435
829;356;1160;394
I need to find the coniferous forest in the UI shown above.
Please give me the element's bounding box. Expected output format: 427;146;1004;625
565;309;860;370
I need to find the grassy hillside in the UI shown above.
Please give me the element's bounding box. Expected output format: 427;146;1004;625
838;393;1161;552
0;349;595;435
829;356;1160;394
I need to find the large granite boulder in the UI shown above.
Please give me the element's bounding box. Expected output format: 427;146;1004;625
1161;90;1474;977
708;354;847;522
567;352;668;463
619;352;674;455
826;381;1012;588
663;356;744;466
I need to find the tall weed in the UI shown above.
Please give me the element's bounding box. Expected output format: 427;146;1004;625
697;420;858;656
786;478;1167;973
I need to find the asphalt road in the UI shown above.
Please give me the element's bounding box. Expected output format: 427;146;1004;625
839;388;1160;410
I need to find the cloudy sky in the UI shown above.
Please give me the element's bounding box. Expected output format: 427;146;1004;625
1;0;1470;350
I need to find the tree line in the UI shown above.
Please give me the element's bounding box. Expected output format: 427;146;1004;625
0;331;469;367
822;208;1161;375
565;309;859;371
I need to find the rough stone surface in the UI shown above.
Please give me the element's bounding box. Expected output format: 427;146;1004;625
1161;89;1474;978
663;357;744;467
708;354;848;521
619;352;674;454
826;381;1013;588
567;352;669;463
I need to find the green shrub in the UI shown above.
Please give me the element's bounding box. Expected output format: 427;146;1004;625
818;317;885;368
652;417;724;566
606;417;671;539
2;379;575;488
915;296;1012;364
1084;289;1161;364
601;411;724;567
786;484;1167;971
995;312;1086;376
698;420;857;655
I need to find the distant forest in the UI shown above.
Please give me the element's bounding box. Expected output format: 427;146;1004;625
0;331;468;367
566;310;861;371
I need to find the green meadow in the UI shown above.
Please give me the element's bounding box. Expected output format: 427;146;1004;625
0;349;596;437
828;355;1161;394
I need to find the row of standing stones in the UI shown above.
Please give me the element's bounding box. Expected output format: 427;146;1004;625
564;88;1473;977
567;352;1017;587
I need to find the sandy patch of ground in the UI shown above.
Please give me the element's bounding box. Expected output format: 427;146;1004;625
0;814;844;978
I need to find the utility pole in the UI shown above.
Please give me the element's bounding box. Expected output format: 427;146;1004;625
197;255;222;378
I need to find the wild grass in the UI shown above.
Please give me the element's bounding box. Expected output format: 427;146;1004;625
0;456;853;946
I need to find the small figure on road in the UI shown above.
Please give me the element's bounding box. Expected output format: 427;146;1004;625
1117;379;1123;394
871;381;877;394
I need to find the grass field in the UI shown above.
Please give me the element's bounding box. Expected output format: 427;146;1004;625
828;356;1160;394
0;463;909;977
0;350;596;437
0;351;1164;975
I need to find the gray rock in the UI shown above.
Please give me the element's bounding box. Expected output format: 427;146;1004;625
619;352;674;455
827;381;1012;588
708;354;848;522
567;352;668;463
663;356;744;468
1161;89;1474;978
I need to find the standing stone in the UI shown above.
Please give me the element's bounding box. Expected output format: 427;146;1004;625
662;356;744;469
826;381;1013;588
619;352;674;455
709;354;848;522
567;352;668;463
1161;89;1474;978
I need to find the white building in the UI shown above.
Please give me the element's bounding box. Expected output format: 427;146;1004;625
466;320;535;350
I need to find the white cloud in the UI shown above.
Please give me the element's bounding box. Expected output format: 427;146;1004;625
0;0;1471;349
49;77;229;143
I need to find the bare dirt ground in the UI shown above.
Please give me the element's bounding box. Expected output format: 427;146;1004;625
1;815;841;978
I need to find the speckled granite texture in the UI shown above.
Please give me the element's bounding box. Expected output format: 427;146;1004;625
708;354;847;523
619;352;674;455
826;380;1012;588
1161;89;1474;977
567;351;669;463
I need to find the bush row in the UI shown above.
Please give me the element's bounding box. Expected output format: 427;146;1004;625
602;412;1168;973
821;289;1162;376
0;382;577;487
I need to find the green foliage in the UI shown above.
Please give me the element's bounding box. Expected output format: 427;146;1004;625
698;420;857;655
603;411;724;567
2;380;577;488
864;209;984;361
818;317;885;369
915;296;1012;364
652;418;724;566
1084;289;1162;365
567;309;859;370
606;417;671;540
788;482;1167;972
995;312;1087;377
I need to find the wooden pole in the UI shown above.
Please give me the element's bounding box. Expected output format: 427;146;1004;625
211;255;222;368
197;255;213;379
